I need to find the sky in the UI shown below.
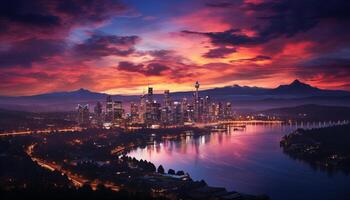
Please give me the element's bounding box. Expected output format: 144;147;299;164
1;0;350;96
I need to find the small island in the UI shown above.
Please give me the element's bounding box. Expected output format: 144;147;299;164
280;124;350;173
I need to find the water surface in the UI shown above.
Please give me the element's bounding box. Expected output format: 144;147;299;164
128;125;350;200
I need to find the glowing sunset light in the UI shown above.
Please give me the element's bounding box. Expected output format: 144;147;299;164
0;0;350;96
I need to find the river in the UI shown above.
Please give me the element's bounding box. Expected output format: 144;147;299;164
128;124;350;200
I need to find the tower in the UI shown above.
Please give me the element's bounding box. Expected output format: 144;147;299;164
195;81;200;100
194;81;200;122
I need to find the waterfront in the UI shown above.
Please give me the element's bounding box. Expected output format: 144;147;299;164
128;124;350;200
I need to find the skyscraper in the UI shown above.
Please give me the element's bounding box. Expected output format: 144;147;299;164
130;102;139;123
77;104;90;126
147;87;153;103
139;94;146;124
113;101;124;120
161;90;173;125
173;101;183;125
106;95;113;122
194;81;200;122
150;101;161;124
94;101;103;126
143;87;155;126
164;90;171;108
202;95;210;122
94;101;102;116
224;102;232;119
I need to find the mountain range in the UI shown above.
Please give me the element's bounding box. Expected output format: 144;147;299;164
0;80;349;112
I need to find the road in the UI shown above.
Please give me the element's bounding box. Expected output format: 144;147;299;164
26;144;120;191
0;127;84;137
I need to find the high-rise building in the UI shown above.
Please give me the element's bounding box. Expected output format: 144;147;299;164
112;101;125;127
77;104;90;126
113;101;124;120
173;101;183;125
93;102;103;126
106;95;113;122
202;96;210;122
161;90;173;125
215;102;224;120
150;101;161;123
141;87;157;126
224;102;232;119
94;101;102;116
164;90;172;108
147;87;153;103
185;104;195;123
209;102;217;121
130;102;139;123
139;94;146;123
194;81;200;122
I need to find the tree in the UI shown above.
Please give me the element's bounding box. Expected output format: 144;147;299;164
168;169;175;175
176;170;185;176
157;165;164;174
149;162;156;172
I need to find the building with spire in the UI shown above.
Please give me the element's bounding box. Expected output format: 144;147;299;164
194;81;200;122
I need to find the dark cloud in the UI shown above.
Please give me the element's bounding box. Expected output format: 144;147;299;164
118;61;169;76
183;29;261;58
203;46;236;58
73;34;140;59
118;61;144;71
296;57;350;80
0;0;126;41
230;55;271;63
204;63;279;84
205;2;233;8
137;49;191;64
184;0;350;51
148;50;175;60
247;0;350;37
0;38;65;68
182;29;264;46
0;0;61;28
144;63;169;76
0;1;128;68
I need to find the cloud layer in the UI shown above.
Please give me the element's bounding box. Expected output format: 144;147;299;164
0;0;350;95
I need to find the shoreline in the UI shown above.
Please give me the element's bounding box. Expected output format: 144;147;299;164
113;126;269;199
280;124;350;173
26;125;269;200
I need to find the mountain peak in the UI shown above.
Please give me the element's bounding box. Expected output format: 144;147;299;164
289;79;311;87
291;80;318;90
74;88;91;93
272;79;320;94
291;79;302;85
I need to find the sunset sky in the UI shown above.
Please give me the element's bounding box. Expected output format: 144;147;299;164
1;0;350;96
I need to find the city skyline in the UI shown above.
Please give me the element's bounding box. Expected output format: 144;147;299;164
76;81;234;129
1;0;350;96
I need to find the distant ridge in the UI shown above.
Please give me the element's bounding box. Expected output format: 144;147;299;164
261;104;350;121
0;80;349;112
1;79;349;98
271;79;320;94
28;88;107;99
